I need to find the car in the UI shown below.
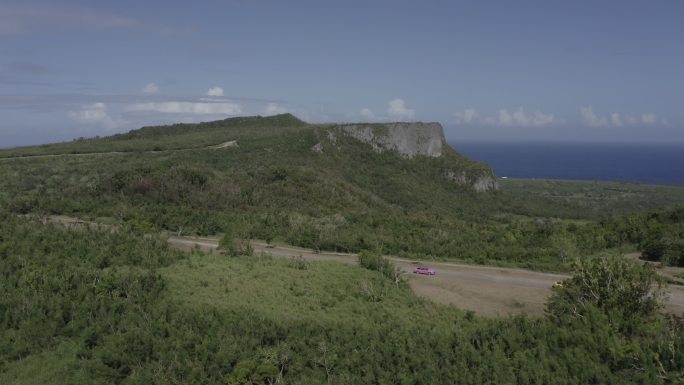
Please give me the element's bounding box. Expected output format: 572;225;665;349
413;267;436;276
552;281;564;289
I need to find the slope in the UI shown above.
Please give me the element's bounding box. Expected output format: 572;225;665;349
1;114;684;270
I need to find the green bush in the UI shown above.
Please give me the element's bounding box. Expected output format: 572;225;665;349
358;250;403;284
219;233;253;257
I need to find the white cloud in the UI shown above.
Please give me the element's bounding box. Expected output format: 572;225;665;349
387;98;415;121
263;102;288;116
142;82;159;95
641;113;656;125
454;107;555;127
454;108;480;124
610;113;623;127
359;108;375;121
68;102;119;130
206;87;224;97
128;101;242;115
486;107;555;127
580;106;609;127
580;107;662;128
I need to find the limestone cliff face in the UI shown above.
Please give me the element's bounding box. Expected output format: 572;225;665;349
321;121;498;192
338;122;445;158
473;175;499;192
445;170;499;192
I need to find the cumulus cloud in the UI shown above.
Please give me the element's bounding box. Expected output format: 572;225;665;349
263;102;288;116
453;107;555;127
359;108;375;121
610;113;623;127
580;107;662;128
142;82;159;94
128;101;242;115
486;108;555;127
387;98;415;121
454;108;479;124
68;102;119;130
641;113;656;125
206;87;224;97
580;106;609;127
624;115;638;125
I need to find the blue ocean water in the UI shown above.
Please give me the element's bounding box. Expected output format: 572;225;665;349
450;141;684;186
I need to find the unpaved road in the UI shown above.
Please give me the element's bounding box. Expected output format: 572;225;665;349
169;236;684;317
36;216;684;316
0;142;235;161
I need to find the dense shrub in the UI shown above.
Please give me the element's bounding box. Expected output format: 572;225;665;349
1;216;682;384
358;250;403;284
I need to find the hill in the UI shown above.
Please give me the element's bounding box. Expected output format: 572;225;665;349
1;114;684;270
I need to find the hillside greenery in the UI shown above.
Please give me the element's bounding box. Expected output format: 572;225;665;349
1;114;683;271
1;215;682;384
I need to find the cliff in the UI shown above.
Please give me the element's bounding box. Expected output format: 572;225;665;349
336;122;445;158
322;121;498;192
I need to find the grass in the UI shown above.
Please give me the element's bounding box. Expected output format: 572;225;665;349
160;253;455;326
0;114;309;158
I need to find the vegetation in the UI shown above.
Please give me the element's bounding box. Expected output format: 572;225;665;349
357;250;403;284
1;215;682;384
546;257;679;381
1;114;683;271
596;206;684;266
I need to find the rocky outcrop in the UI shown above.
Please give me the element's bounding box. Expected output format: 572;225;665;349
337;122;445;158
445;170;499;192
322;120;498;192
473;176;498;192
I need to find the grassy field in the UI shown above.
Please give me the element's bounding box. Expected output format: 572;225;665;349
161;253;443;325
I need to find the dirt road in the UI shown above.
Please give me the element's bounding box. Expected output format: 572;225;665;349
0;142;234;161
169;236;684;317
35;216;684;316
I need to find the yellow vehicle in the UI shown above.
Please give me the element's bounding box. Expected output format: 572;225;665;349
552;281;564;289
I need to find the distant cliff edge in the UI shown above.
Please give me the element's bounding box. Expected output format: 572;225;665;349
317;121;498;192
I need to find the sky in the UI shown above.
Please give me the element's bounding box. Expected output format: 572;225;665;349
1;0;683;147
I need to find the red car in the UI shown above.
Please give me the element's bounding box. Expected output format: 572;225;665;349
413;267;436;276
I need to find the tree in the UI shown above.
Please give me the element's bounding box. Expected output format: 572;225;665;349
226;359;278;385
357;250;403;286
219;232;253;257
546;256;665;333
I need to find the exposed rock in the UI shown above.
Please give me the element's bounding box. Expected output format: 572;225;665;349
311;142;323;153
325;120;498;192
337;122;445;158
473;176;499;192
445;170;467;184
445;170;498;192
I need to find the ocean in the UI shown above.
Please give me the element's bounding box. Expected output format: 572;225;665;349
450;141;684;186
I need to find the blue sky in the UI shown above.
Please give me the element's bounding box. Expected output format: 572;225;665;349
1;0;683;147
